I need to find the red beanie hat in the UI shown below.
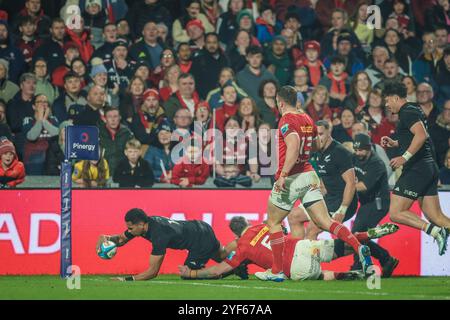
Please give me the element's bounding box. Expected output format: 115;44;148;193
304;40;321;55
186;19;205;32
195;101;210;112
0;137;16;157
143;88;160;101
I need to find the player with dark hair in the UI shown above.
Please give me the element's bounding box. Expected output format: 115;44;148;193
256;85;373;282
178;216;398;281
382;82;450;255
96;208;234;281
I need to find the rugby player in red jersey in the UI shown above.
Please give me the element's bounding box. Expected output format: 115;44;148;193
256;86;373;282
178;216;398;280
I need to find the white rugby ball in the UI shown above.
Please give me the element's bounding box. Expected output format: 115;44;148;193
98;240;117;259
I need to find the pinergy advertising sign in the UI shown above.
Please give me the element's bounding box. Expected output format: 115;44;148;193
65;126;99;161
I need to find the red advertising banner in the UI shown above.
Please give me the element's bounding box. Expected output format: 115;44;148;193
0;190;425;276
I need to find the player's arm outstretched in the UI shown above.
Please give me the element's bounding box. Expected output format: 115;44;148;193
112;254;165;281
178;261;234;280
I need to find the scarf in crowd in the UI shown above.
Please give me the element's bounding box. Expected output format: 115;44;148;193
256;17;274;35
176;91;200;111
328;71;348;95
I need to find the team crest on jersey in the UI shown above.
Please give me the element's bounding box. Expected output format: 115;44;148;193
280;124;289;136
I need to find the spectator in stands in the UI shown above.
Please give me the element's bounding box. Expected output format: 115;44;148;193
104;40;134;90
125;0;172;40
74;85;106;126
0;59;19;104
185;19;208;53
413;32;443;83
129;21;163;71
374;58;404;91
172;143;210;188
150;48;177;88
435;47;450;107
365;46;390;86
82;0;108;49
425;0;450;34
99;106;134;175
237;96;261;133
12;0;51;40
206;67;247;110
172;0;214;45
292;67;312;103
344;71;372;116
319;55;350;110
429;100;450;168
299;41;326;87
201;0;221;26
236;9;260;46
53;72;87;123
72;148;110;188
257;79;279;129
435;25;449;55
0;137;25;188
113;138;154;188
172;108;194;141
255;3;282;46
350;2;374;53
306;85;333;123
383;28;413;76
22;94;59;175
264;35;293;86
324;31;365;77
417;82;439;124
214;116;253;187
156;22;171;47
214;83;240;130
33;58;59;105
226;29;251;73
316;0;359;33
130;88;166;150
118;76;146;124
92;23;118;61
159;64;181;102
0;100;12;140
70;58;89;88
236;45;277;106
364;90;392;146
34;18;66;75
177;42;193;74
52;42;80;88
85;63;120;108
439;149;450;185
65;17;94;64
0;20;26;84
283;12;305;53
332;108;355;144
320;9;361;60
133;60;154;89
15;16;43;67
164;73;200;119
255;122;275;183
6;73;37;158
144;120;175;183
281;28;303;68
402;75;417;102
191;33;230;99
194;100;215;133
217;0;244;46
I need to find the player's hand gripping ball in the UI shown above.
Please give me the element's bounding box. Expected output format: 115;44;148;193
98;240;117;259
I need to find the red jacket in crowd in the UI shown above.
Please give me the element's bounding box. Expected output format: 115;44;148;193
65;27;94;64
0;158;26;187
171;161;210;187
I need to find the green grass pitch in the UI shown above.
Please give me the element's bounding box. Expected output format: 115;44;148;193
2;275;450;300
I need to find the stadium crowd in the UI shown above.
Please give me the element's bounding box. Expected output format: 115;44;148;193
0;0;449;189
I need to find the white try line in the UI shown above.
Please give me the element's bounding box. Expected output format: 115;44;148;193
83;278;450;300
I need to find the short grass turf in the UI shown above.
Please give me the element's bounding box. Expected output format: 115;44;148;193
1;275;450;300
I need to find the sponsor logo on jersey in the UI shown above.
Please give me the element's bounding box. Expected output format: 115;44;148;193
324;155;331;162
280;124;289;136
300;125;313;133
250;226;269;246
